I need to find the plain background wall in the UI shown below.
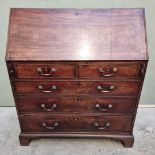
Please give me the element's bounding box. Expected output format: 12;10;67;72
0;0;155;106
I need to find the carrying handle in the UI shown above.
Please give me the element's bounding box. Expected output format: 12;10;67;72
38;85;57;93
96;104;112;111
42;122;58;130
37;66;56;76
97;85;115;93
99;67;117;77
94;122;110;130
40;103;57;112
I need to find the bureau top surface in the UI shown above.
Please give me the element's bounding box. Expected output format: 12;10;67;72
6;8;148;61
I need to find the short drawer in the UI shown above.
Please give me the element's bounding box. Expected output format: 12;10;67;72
14;63;75;78
14;80;141;96
20;114;133;133
79;62;143;78
16;97;137;114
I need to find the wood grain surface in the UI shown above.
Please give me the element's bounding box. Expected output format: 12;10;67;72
14;80;141;96
6;8;148;61
20;114;133;133
16;97;137;114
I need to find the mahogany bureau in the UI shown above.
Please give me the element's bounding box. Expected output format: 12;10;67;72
6;8;148;147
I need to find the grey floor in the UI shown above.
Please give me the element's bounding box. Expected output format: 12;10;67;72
0;107;155;155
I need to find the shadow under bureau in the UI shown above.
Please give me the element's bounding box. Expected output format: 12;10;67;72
6;8;148;147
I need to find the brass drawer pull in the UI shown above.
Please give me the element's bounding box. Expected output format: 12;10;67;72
42;122;58;130
99;67;117;77
40;103;57;112
94;122;110;130
37;66;56;76
96;104;112;111
97;85;115;93
38;85;57;93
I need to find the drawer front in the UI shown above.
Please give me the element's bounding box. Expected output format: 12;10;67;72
20;115;133;133
14;63;75;78
79;63;142;78
79;81;140;96
17;97;137;114
15;81;141;96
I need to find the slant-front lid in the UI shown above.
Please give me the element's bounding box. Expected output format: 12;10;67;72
6;8;148;61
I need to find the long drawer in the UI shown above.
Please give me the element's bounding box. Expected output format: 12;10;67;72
14;80;141;96
16;97;137;114
20;114;133;133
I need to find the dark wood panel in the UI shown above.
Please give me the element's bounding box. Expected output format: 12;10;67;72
14;80;141;96
79;63;142;78
6;8;148;61
20;114;133;133
16;97;137;114
14;63;75;78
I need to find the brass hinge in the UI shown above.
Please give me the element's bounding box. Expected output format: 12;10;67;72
141;63;146;75
10;69;14;75
8;63;14;76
